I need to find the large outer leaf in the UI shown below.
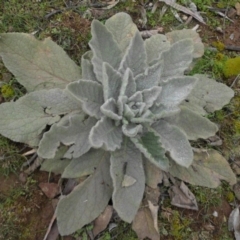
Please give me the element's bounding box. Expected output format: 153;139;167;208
158;76;197;108
0;89;80;146
166;106;218;140
38;115;97;159
119;31;147;76
40;147;71;174
183;74;234;115
89;117;123;151
166;30;204;58
105;12;138;54
110;139;145;222
67;80;104;119
62;149;110;178
0;33;81;91
89;20;122;82
144;34;170;65
160;39;193;81
152;120;193;168
131;131;169;171
169;149;236;188
56;157;112;236
36;89;81;115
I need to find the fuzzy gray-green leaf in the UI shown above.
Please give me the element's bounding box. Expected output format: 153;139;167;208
67;80;104;119
157;76;197;108
105;12;138;54
169;149;236;188
160;39;193;81
166;106;218;140
40;146;71;174
119;31;147;76
135;61;162;91
89;117;123;151
144;34;170;65
110;139;145;223
102;63;122;101
152;120;193;168
166;29;204;58
0;33;81;91
81;51;98;82
0;89;80;146
62;149;110;178
183;74;234;115
131;131;169;171
57;157;112;236
89;20;122;82
38;115;97;159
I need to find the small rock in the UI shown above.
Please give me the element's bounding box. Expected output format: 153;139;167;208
39;182;59;199
203;223;215;231
2;73;12;83
213;211;218;217
19;172;28;183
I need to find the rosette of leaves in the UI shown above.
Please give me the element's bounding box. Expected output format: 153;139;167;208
0;12;236;236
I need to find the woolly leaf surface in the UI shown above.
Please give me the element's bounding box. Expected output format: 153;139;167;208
183;74;234;115
81;51;98;82
166;107;218;140
119;31;147;76
144;34;170;65
152;120;193;168
166;29;204;58
135;62;162;91
38;115;97;159
110;139;145;222
67;80;104;119
102;63;122;101
158;76;197;108
89;117;122;151
40;147;71;174
62;149;110;178
100;98;122;120
160;39;193;81
89;20;122;82
169;149;236;188
0;89;80;146
105;12;138;54
57;157;112;235
131;131;169;171
0;33;81;91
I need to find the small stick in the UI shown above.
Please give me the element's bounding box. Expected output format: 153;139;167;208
230;74;240;88
225;45;240;51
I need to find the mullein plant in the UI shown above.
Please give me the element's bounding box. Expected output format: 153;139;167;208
0;12;236;235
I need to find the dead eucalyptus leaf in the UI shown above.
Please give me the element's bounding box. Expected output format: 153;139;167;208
93;205;113;237
233;182;240;201
235;3;240;15
228;207;240;239
145;186;161;205
169;181;198;210
132;207;160;240
148;201;159;233
144;157;163;188
122;174;136;187
170;149;237;188
39;182;60;199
